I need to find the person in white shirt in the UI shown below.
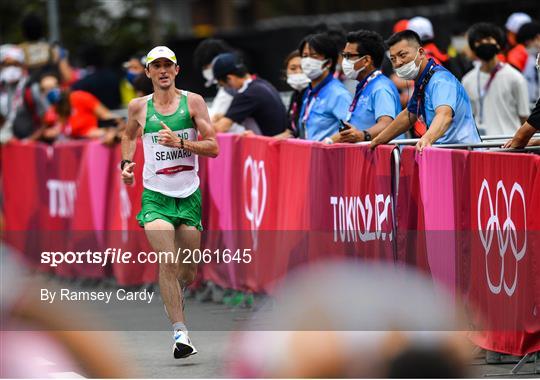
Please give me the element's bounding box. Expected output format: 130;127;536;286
462;23;529;136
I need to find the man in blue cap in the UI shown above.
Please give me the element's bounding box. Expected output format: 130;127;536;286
211;52;287;136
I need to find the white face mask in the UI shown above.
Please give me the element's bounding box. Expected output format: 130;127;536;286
341;56;366;80
0;66;23;84
286;72;311;91
536;53;540;71
395;50;422;80
301;57;328;80
202;67;214;87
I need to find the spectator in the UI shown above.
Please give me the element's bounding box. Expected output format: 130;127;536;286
212;53;287;136
446;26;474;81
371;30;481;151
0;45;28;143
328;30;401;144
45;77;123;143
388;19;414;109
275;50;310;139
516;22;540;106
192;38;246;132
505;12;532;71
18;13;58;81
119;53;146;107
393;19;409;34
132;74;154;97
462;23;529;136
408;16;449;65
298;33;352;141
505;56;540;148
71;44;121;110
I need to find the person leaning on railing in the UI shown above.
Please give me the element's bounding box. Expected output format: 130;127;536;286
504;95;540;148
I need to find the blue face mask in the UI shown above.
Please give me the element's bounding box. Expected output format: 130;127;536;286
46;88;62;104
126;71;138;85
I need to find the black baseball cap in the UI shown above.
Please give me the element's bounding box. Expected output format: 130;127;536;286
212;52;243;81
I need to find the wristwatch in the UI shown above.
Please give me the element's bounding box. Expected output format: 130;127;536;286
363;130;372;141
120;159;132;170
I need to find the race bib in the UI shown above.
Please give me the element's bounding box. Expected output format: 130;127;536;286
150;129;196;175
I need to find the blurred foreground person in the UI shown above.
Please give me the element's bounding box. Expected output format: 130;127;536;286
227;261;471;378
0;245;138;378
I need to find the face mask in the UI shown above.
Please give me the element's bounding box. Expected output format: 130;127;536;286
202;67;214;87
286;73;310;91
0;66;23;84
474;43;499;61
301;57;328;80
395;50;422;80
536;53;540;71
46;88;62;104
126;71;138;85
342;56;366;80
223;78;237;96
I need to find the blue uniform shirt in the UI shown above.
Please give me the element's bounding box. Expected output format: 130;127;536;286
407;59;481;144
300;74;352;141
348;72;401;131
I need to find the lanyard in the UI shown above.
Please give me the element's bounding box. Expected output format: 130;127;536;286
476;62;503;124
414;59;438;125
301;74;333;130
290;100;298;133
346;70;381;122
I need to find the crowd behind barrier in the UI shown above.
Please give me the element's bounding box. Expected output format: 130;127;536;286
2;133;540;356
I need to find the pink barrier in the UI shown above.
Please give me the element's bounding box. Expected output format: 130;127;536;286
2;137;540;355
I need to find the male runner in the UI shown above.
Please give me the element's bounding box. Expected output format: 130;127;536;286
120;46;218;359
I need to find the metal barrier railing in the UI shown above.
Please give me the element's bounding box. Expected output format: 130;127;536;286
386;134;540;152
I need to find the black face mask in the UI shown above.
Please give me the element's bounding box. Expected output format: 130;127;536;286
474;43;499;61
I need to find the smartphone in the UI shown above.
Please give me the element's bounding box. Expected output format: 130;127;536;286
339;119;350;132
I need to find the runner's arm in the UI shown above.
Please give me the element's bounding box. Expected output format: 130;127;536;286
121;99;142;161
170;93;219;158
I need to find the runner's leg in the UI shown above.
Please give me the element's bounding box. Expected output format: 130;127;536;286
175;224;201;287
144;219;184;323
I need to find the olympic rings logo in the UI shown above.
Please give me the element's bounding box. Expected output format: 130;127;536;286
477;179;526;296
244;156;267;250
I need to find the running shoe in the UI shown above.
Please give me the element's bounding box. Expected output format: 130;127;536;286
173;330;198;359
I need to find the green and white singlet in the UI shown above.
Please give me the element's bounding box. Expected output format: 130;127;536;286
141;90;199;198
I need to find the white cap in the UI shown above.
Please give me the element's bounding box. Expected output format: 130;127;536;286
408;16;434;41
0;44;25;64
505;12;532;33
145;46;177;67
